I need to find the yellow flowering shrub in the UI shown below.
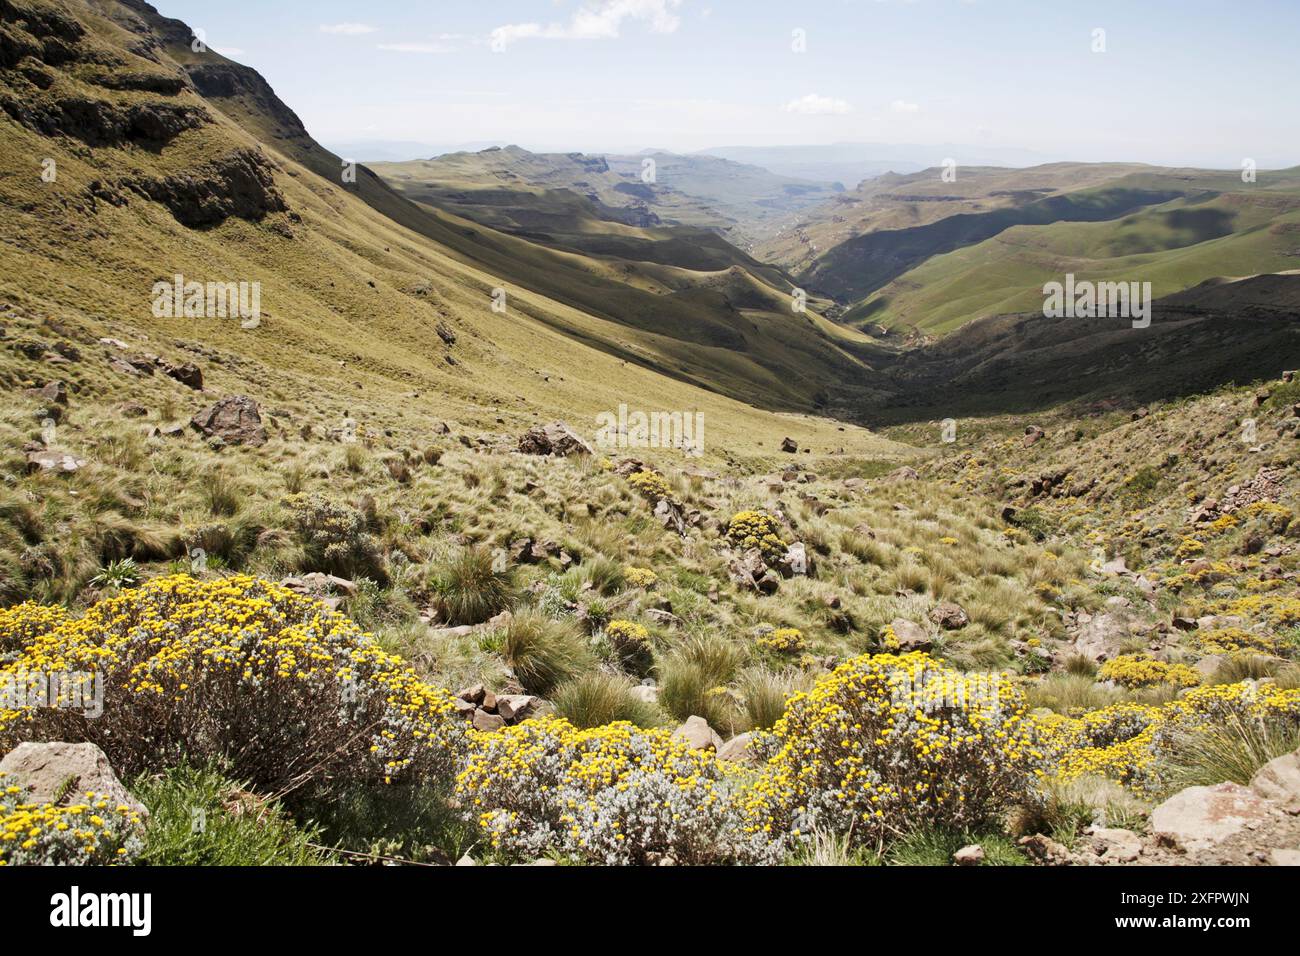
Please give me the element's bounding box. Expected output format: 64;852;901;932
1042;683;1300;791
0;575;467;793
1098;654;1201;689
626;470;677;504
741;653;1042;851
457;716;774;865
757;627;806;654
0;776;142;866
726;510;787;562
1197;627;1283;656
0;602;70;665
603;619;653;676
623;567;658;589
1216;594;1300;628
1036;702;1164;786
1175;537;1205;559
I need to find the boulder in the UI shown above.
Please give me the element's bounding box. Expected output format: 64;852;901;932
889;618;932;653
518;421;592;457
928;602;969;630
190;395;268;447
716;732;757;764
630;684;659;705
1023;425;1045;447
672;715;723;752
1250;748;1300;813
0;741;147;819
780;437;799;454
1071;610;1131;662
1150;783;1279;854
1270;849;1300;866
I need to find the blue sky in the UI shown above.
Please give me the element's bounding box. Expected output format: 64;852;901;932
157;0;1300;166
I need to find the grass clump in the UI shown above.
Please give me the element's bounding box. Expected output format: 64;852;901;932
430;546;515;625
134;763;331;866
500;610;593;695
552;671;662;728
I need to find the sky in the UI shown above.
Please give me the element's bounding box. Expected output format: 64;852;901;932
156;0;1300;167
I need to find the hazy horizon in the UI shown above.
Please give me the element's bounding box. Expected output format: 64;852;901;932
156;0;1300;170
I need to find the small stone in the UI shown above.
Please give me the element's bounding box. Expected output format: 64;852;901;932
472;709;506;732
953;844;985;866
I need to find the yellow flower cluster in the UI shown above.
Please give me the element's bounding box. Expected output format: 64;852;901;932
605;619;649;645
757;627;806;654
740;652;1041;851
0;776;142;866
1216;593;1300;628
623;567;658;589
0;602;70;664
1175;537;1205;559
0;575;467;793
456;716;772;864
726;510;787;562
1197;627;1283;656
626;470;677;504
1040;682;1300;791
1098;654;1201;689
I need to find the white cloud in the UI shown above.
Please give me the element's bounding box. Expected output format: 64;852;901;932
320;23;378;35
782;94;852;115
377;42;454;54
491;0;683;50
890;99;920;113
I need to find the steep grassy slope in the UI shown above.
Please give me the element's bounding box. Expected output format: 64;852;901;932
861;275;1300;423
849;180;1300;334
767;162;1300;337
0;0;888;422
758;163;1151;274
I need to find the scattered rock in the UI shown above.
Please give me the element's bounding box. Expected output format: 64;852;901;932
953;844;985;866
889;618;932;653
25;449;85;474
518;421;592;457
780;437;798;454
716;732;757;764
472;709;505;732
1023;425;1045;447
1089;827;1143;863
158;358;203;390
672;715;723;752
1017;833;1070;865
190;395;268;447
928;602;969;630
883;466;919;483
0;741;147;819
496;694;539;722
